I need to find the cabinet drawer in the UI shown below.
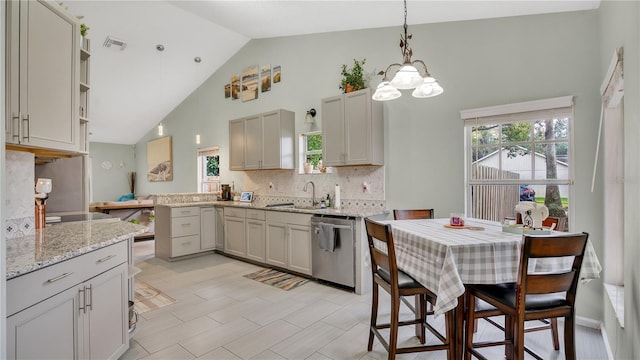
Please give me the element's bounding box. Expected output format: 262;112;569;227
172;207;200;218
6;240;128;316
266;211;311;226
172;215;200;237
171;235;201;257
224;207;246;218
246;209;265;220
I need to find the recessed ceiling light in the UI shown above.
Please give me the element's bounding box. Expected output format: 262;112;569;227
156;44;165;52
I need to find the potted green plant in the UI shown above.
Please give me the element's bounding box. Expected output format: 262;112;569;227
339;58;366;93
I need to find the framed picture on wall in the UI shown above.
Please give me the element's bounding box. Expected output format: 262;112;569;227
231;75;240;100
241;65;259;102
224;83;231;98
261;64;271;92
147;136;173;182
273;65;281;83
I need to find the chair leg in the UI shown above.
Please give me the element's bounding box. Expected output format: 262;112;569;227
505;314;514;360
388;290;401;360
512;314;524;360
445;307;456;360
550;318;560;350
415;294;426;344
564;314;576;360
464;292;475;360
368;284;378;351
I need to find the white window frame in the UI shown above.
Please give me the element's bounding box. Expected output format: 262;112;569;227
461;96;575;225
197;146;220;193
299;131;326;174
600;48;624;327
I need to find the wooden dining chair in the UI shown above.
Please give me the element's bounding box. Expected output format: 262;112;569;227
393;209;434;220
364;218;454;360
393;209;436;314
515;213;566;231
464;232;589;360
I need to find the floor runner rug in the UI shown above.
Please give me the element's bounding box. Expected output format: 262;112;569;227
243;268;309;291
134;281;176;314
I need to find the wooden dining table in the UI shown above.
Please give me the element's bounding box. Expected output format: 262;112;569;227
379;217;602;359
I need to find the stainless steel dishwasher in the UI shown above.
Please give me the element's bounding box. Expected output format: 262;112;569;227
311;215;355;289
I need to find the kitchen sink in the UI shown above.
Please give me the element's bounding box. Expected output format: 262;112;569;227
264;203;326;211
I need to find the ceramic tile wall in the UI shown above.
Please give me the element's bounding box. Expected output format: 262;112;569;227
4;150;36;238
242;166;385;201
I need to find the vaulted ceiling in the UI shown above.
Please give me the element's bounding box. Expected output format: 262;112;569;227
64;1;600;145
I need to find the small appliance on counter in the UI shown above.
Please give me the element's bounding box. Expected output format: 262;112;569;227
220;184;232;201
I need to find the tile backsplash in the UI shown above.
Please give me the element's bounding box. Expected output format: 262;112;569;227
5;150;35;238
154;165;386;212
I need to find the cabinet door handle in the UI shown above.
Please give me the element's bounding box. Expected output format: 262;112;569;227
86;284;93;311
79;287;86;313
97;254;116;263
11;113;20;140
21;114;30;142
47;272;73;283
181;223;191;227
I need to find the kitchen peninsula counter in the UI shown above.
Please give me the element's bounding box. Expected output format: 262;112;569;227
6;220;146;279
156;201;387;218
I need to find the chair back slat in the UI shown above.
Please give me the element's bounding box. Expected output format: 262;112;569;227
526;235;586;258
526;272;577;294
393;209;434;220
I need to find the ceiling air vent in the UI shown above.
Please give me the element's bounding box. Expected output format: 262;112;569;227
103;36;127;50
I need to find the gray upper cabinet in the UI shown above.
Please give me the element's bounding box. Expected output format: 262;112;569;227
5;0;79;152
229;118;245;170
321;88;384;166
229;109;295;170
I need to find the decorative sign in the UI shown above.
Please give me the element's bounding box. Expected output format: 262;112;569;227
147;136;173;182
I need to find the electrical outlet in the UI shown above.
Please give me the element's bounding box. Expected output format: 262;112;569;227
193;196;200;202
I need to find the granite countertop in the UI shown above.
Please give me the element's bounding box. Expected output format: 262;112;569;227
6;220;146;280
156;200;387;218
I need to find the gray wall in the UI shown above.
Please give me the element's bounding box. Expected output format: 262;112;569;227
135;10;607;322
598;1;639;358
90;142;136;201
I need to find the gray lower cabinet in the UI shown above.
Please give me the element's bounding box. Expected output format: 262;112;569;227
215;207;225;250
246;210;266;262
224;207;246;257
156;206;213;260
200;207;216;251
6;242;128;360
265;212;312;275
265;221;287;268
220;208;311;275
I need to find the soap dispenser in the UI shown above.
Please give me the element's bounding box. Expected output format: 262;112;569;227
325;194;331;208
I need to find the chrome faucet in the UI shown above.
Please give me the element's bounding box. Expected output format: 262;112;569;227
303;181;318;206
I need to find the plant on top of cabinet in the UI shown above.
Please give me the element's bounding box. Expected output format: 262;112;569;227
340;58;367;93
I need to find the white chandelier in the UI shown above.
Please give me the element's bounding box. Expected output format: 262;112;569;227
372;0;443;101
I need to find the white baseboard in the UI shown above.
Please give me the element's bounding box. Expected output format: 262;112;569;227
599;325;615;360
576;315;602;329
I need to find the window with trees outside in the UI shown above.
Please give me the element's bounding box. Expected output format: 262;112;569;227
197;146;220;193
300;132;324;173
461;97;574;230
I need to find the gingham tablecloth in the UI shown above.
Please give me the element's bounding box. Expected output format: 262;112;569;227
379;218;602;316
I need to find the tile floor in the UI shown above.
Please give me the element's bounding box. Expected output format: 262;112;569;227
121;240;608;360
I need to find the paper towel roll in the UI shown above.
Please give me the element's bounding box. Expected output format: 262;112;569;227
334;184;341;209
